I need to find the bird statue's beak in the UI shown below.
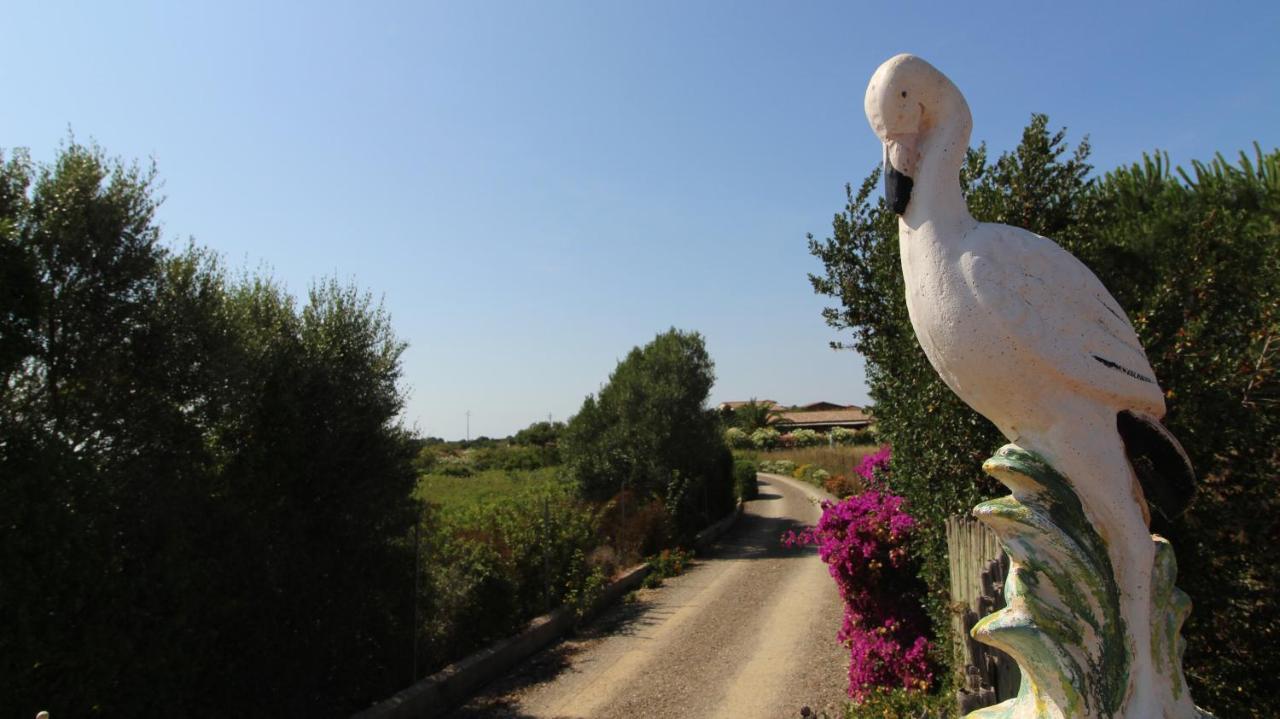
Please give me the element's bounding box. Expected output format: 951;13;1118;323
884;153;914;215
881;137;917;216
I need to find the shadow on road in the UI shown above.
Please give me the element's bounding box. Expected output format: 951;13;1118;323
707;511;817;561
449;594;663;719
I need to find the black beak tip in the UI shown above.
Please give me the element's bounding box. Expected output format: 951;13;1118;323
884;160;913;215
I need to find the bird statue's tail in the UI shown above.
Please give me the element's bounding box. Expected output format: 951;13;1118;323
1116;411;1195;531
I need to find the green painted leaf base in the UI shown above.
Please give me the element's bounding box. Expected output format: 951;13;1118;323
963;445;1212;719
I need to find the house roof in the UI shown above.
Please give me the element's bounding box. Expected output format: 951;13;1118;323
797;401;858;412
774;407;873;427
718;400;777;410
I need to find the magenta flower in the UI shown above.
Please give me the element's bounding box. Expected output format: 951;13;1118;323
782;445;935;700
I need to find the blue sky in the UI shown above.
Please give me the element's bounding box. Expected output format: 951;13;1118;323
5;1;1278;439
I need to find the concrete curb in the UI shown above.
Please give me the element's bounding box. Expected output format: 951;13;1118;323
693;500;744;553
353;561;652;719
353;502;748;719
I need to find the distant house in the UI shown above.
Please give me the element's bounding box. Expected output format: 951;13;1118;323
718;399;873;433
774;405;873;432
795;401;848;412
717;399;778;412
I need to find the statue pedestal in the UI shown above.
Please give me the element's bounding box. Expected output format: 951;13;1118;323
964;446;1210;719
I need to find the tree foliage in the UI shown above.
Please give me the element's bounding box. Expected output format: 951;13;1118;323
562;328;735;539
1082;146;1279;717
726;397;779;431
0;142;418;717
809;116;1279;717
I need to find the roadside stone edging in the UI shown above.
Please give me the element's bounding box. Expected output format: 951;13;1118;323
694;500;744;553
354;560;651;719
353;502;747;719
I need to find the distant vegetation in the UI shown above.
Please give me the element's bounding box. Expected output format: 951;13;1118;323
412;425;563;477
416;465;564;509
726;425;877;451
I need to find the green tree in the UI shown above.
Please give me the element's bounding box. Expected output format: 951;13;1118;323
562;328;734;538
513;420;565;447
0;141;418;717
730;398;780;431
1079;148;1279;717
809;118;1279;716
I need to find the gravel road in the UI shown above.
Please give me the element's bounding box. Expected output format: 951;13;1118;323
449;473;850;719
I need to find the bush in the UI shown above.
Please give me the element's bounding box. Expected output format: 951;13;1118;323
828;427;880;446
563;552;609;620
792;428;822;447
849;428;878;445
418;482;601;670
470;444;554;471
788;462;834;489
724;426;752;449
595;490;670;563
562;329;735;541
437;460;473;477
808;117;1280;716
854;446;892;483
643;547;694;588
751;426;781;449
830;426;858;445
759;458;796;475
783;467;934;700
733;457;760;500
823;475;861;498
0;143;418;716
413;445;442;474
512;420;565;448
844;687;950;718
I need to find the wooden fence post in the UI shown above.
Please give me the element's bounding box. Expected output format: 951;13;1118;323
946;515;1020;713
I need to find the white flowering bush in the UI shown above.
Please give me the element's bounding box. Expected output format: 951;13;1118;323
830;426;856;445
724;427;752;449
791;428;822;447
750;427;781;450
760;459;796;475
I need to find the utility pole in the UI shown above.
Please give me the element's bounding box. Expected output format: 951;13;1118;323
465;410;471;442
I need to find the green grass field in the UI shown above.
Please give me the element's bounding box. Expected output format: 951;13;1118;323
415;466;568;511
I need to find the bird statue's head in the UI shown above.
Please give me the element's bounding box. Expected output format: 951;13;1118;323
864;54;971;215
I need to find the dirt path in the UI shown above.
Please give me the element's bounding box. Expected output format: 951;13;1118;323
449;473;850;719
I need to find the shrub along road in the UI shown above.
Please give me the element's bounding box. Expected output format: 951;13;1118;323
449;473;849;719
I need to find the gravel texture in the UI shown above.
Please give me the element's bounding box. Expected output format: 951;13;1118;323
449;473;850;719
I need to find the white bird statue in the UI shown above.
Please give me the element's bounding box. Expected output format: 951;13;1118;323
864;54;1204;718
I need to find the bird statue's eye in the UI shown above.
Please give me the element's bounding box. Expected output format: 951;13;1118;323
901;91;908;98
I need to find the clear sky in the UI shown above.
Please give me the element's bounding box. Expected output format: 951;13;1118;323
4;1;1278;439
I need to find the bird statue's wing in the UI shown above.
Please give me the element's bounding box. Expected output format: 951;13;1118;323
961;224;1166;418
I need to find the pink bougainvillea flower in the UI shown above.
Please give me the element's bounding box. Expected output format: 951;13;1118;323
781;445;935;700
